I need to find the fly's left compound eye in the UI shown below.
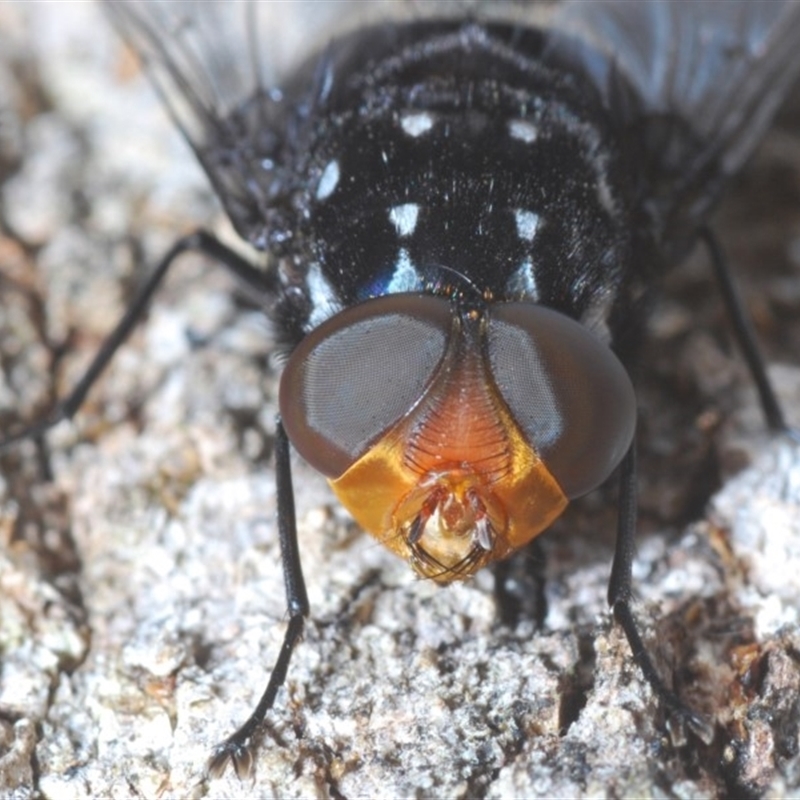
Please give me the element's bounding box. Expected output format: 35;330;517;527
279;293;452;479
488;303;637;499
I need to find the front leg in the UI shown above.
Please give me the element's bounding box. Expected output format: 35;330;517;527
207;417;310;779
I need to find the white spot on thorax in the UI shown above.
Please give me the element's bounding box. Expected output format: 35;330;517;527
315;160;340;201
389;203;420;237
595;174;616;217
305;262;343;329
514;209;540;242
401;112;435;137
506;258;539;301
508;119;538;144
387;249;423;293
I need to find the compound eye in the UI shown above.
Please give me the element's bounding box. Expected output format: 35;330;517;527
488;304;636;498
280;293;452;478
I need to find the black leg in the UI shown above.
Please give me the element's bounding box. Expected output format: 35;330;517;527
493;538;548;630
0;230;273;450
699;225;794;435
207;417;310;780
608;440;714;746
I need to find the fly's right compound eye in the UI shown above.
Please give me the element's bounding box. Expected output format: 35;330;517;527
279;293;453;479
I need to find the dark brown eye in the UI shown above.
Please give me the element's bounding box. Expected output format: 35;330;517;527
279;293;452;478
488;303;636;498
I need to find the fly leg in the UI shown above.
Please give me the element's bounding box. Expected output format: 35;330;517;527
493;538;548;630
699;225;798;439
0;230;274;450
608;441;714;746
207;418;310;780
2;231;306;778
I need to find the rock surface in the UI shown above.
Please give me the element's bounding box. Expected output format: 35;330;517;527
1;4;800;798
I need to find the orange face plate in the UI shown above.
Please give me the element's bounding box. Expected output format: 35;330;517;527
329;312;568;583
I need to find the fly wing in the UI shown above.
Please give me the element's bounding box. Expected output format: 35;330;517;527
105;0;413;247
106;0;266;245
546;0;800;253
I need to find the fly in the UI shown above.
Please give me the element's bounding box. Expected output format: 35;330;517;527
1;0;800;783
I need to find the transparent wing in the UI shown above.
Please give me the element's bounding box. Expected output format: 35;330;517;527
107;1;399;134
546;0;800;245
552;0;800;175
105;0;411;245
